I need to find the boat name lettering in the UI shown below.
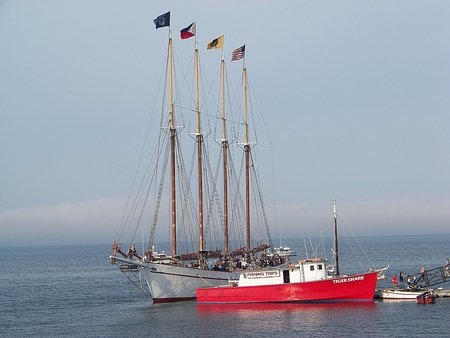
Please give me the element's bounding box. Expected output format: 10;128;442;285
246;270;280;278
332;276;365;284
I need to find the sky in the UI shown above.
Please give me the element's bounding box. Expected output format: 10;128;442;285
1;1;449;248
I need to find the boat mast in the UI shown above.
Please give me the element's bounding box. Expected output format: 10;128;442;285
195;41;204;252
169;34;177;259
333;200;340;276
221;53;229;255
243;65;251;250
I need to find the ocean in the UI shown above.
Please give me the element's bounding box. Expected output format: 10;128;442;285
1;234;449;337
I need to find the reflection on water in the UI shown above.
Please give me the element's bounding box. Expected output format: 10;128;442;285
197;301;377;315
196;302;378;336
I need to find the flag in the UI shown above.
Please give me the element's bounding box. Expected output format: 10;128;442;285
231;45;245;61
207;35;224;50
180;22;196;40
154;11;170;29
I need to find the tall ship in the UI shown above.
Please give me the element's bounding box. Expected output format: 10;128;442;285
110;12;283;302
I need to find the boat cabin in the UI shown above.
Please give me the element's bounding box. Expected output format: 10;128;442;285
237;258;327;287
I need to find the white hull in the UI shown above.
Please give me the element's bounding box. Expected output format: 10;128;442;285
140;262;240;302
379;289;427;300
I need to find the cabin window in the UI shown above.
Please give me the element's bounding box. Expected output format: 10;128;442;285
310;265;315;271
318;264;323;270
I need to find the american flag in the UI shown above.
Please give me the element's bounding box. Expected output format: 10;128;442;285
231;45;245;61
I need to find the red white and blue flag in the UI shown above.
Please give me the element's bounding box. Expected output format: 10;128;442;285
180;22;196;39
231;45;245;61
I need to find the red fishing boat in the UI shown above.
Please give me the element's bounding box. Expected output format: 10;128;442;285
197;201;379;304
196;258;378;304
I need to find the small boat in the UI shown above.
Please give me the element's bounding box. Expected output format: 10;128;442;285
417;291;436;304
196;201;379;304
151;246;172;264
266;244;297;257
379;289;430;300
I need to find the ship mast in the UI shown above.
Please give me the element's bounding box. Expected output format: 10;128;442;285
221;54;229;255
169;34;177;259
194;42;204;252
333;200;340;276
243;65;251;250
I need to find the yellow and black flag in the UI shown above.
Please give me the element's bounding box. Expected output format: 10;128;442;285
207;35;224;50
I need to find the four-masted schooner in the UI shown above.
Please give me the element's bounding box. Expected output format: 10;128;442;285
110;12;282;302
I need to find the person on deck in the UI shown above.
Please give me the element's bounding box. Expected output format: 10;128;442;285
421;266;427;276
392;275;398;289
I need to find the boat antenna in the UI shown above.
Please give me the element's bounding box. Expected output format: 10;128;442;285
333;200;340;276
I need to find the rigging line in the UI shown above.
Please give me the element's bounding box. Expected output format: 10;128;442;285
303;237;309;258
224;64;241;130
176;136;200;254
175;47;214;139
227;147;246;245
341;226;365;272
249;151;273;248
340;213;376;269
308;236;317;258
132;60;174;248
247;76;272;145
268;142;278;243
116;52;167;244
202;143;225;247
207;143;226;248
149;134;171;252
124;131;169;246
319;231;328;260
229;149;245;243
202;150;212;242
197;59;219;115
172;44;195;103
171;64;188;131
314;237;324;259
131;140;163;243
197;274;213;287
201;58;222;122
172;103;246;127
116;266;153;299
197;60;216;137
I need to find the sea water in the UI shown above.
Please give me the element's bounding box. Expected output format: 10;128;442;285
1;234;450;337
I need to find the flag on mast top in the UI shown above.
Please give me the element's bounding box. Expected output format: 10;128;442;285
180;22;196;39
207;35;224;50
231;45;245;61
154;11;170;29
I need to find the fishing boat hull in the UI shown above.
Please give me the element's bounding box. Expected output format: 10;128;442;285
196;271;378;304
